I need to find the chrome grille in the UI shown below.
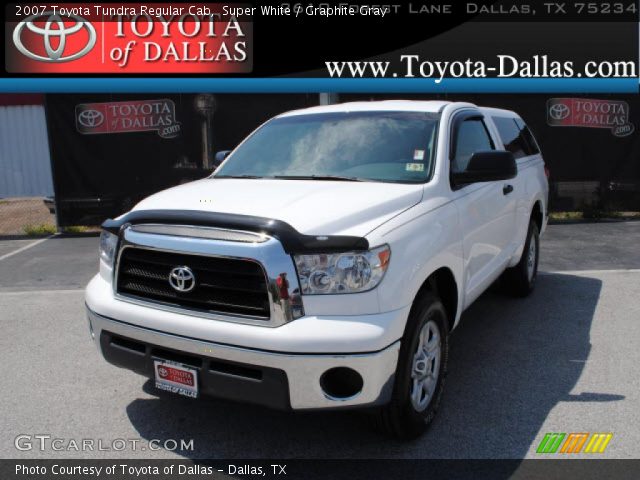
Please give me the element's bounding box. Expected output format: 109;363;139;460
116;247;270;319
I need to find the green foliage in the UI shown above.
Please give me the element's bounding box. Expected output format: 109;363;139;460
23;223;57;236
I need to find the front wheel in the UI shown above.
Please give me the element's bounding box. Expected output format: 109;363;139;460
375;292;449;439
502;220;540;297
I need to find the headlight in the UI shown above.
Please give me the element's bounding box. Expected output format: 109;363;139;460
294;245;390;295
99;230;118;267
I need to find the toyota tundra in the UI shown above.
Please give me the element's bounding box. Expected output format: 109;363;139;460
85;100;549;438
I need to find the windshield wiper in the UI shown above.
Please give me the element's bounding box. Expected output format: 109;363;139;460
214;174;264;179
273;175;364;182
215;174;366;182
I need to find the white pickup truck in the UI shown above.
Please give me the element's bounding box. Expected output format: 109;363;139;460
86;100;548;438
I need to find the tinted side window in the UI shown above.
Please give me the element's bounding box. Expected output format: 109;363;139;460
452;118;494;173
492;116;528;159
514;118;541;155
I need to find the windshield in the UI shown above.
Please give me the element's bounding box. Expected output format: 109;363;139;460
215;111;440;183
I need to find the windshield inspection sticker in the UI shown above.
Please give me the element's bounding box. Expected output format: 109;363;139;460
406;163;425;172
413;149;425;160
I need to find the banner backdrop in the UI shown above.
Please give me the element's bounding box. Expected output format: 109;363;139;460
46;93;639;225
45;93;317;225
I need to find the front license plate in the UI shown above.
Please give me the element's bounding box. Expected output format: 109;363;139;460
154;360;198;398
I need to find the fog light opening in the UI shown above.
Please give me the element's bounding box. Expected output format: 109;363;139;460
320;367;363;400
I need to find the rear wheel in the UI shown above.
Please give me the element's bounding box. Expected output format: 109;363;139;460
376;291;449;439
503;220;539;297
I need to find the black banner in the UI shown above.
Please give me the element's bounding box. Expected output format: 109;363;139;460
45;92;640;225
45;93;317;225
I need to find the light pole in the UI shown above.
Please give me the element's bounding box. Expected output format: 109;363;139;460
194;94;216;169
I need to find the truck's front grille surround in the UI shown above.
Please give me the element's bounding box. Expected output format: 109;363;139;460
115;246;271;320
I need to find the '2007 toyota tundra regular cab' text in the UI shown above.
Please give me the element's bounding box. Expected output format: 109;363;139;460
86;101;548;438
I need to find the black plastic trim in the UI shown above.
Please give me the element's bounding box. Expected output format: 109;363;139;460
449;110;494;162
102;209;369;254
100;330;291;410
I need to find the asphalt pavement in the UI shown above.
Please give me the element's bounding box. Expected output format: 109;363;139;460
1;222;639;460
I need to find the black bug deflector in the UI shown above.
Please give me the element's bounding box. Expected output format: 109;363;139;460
101;209;370;254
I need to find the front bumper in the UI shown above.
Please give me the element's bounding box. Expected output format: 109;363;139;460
88;307;400;410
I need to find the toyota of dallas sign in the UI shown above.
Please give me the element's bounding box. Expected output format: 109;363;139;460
547;98;635;137
5;3;252;73
76;99;181;138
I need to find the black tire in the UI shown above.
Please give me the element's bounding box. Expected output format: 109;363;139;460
375;291;449;440
502;220;539;297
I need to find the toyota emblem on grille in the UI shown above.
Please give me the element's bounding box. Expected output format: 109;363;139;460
169;266;196;293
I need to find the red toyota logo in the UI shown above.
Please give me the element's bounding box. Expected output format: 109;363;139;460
12;12;97;63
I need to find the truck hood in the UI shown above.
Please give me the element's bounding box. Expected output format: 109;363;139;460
133;178;424;237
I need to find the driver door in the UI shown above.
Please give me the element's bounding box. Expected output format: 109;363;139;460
450;113;517;307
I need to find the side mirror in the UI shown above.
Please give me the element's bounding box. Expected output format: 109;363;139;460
451;151;516;186
212;150;231;170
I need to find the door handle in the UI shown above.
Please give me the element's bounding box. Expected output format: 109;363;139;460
503;184;514;195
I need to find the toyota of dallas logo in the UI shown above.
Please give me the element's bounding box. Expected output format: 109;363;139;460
12;12;96;63
7;4;252;73
547;98;635;137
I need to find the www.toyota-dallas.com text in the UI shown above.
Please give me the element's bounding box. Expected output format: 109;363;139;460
326;55;637;83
